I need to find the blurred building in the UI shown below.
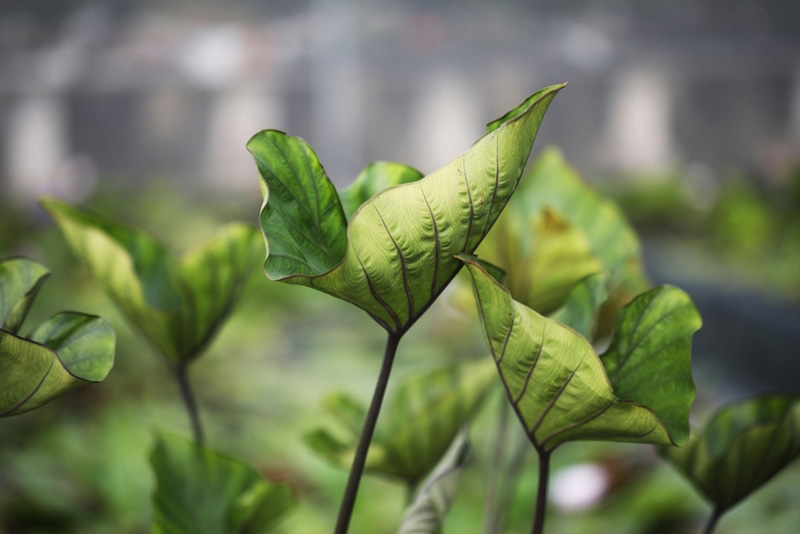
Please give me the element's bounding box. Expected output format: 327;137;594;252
1;0;799;202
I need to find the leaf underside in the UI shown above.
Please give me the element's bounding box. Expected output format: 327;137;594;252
150;433;293;534
659;395;800;512
42;198;262;364
459;254;699;452
249;84;565;333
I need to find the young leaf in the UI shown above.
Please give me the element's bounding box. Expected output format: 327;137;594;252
397;429;473;534
0;257;115;417
0;257;51;334
42;198;262;364
306;359;495;485
659;395;800;513
248;84;565;333
548;272;608;339
150;433;293;534
458;254;700;452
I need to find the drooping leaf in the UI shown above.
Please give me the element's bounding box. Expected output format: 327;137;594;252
150;433;293;534
659;395;800;513
339;162;424;220
397;429;472;534
458;254;700;452
248;84;565;333
42;198;262;364
0;257;115;417
0;257;51;334
306;359;495;485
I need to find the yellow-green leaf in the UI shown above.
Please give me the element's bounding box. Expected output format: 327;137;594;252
458;254;699;452
249;84;565;333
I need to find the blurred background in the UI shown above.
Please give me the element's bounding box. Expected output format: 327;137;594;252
1;1;799;533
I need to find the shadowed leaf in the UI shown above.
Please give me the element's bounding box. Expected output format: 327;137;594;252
458;254;699;452
150;433;293;534
659;395;800;513
248;84;565;333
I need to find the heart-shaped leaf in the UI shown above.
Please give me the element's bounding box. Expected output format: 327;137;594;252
659;395;800;513
248;84;565;334
0;257;115;417
150;433;294;534
458;254;700;452
397;429;472;534
306;359;495;485
339;162;424;220
42;199;262;364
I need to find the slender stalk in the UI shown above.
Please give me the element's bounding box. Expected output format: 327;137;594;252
334;332;401;534
702;507;722;534
174;363;205;446
531;449;551;534
483;397;510;534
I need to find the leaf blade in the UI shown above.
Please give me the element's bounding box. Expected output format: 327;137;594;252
0;257;51;334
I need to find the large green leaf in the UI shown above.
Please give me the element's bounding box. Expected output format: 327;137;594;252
306;359;495;485
150;433;293;534
248;84;564;333
0;257;115;417
42;199;262;364
0;257;51;334
659;395;800;513
397;429;472;534
458;254;700;452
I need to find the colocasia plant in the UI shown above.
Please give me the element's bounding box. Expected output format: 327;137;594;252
248;84;565;532
42;198;262;444
0;257;115;416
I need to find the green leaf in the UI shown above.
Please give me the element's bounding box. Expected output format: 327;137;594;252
42;198;262;364
0;256;115;417
339;162;424;220
659;395;800;513
306;359;495;485
458;254;700;452
150;433;293;534
0;257;51;334
548;272;608;339
249;84;565;333
477;208;603;315
397;429;472;534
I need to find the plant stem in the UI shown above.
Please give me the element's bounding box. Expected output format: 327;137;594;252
334;332;401;534
174;363;205;446
702;507;722;534
483;396;510;534
531;449;551;534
